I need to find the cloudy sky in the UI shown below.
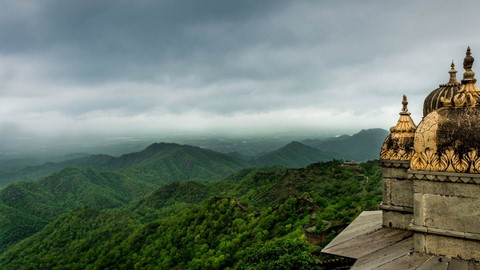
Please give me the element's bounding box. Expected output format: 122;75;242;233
1;0;480;145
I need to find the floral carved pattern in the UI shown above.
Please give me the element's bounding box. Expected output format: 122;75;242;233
380;145;413;161
410;147;480;173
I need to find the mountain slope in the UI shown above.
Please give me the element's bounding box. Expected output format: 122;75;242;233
0;142;248;185
303;128;389;161
253;141;340;168
0;198;318;269
0;167;155;252
0;143;252;251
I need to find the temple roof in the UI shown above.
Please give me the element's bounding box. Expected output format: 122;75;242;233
423;62;461;117
411;47;480;173
380;95;416;161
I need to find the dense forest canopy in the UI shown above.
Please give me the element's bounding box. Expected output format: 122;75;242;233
0;147;382;269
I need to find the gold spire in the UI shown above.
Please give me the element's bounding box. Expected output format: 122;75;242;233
448;61;458;84
451;47;480;107
380;95;417;161
462;46;476;83
401;94;409;115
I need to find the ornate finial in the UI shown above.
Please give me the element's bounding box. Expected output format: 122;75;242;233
462;46;476;83
448;61;458;84
401;95;410;115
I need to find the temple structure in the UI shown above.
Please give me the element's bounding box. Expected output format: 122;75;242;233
322;47;480;269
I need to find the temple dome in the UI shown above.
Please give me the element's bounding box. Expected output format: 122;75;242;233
411;47;480;173
380;95;417;161
423;62;461;117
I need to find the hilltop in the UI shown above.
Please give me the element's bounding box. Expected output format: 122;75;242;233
0;142;248;187
303;128;389;161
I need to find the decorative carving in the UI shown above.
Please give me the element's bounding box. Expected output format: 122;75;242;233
380;96;417;161
409;170;480;184
446;47;480;107
410;147;480;173
380;142;414;160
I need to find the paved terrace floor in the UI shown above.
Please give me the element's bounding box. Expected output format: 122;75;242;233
321;211;480;270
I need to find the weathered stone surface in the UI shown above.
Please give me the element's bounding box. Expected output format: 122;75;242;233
382;179;391;204
414;193;425;226
449;258;469;270
422;194;480;234
322;211;382;255
390;179;413;207
414;233;426;253
414;179;480;198
382;175;413;207
351;238;413;270
374;252;431;270
382;211;412;230
416;255;448;270
425;234;480;260
382;167;408;179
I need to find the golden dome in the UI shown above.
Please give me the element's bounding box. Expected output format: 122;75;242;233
411;47;480;173
423;62;461;117
380;95;417;161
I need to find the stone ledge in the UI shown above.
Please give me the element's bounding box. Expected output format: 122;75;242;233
408;170;480;184
381;160;410;169
410;224;480;241
379;203;413;213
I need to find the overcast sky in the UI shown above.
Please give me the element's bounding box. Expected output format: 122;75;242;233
1;0;480;145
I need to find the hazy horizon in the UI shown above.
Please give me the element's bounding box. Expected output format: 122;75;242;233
0;127;388;159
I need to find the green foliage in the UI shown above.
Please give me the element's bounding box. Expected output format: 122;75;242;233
0;167;155;251
0;156;383;269
0;143;251;252
239;238;320;270
0;197;315;269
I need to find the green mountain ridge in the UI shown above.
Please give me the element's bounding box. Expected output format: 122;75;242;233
253;141;341;168
0;142;248;186
0;129;388;187
302;128;389;161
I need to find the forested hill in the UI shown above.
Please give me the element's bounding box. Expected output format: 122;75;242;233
253;141;340;168
303;128;389;161
0;142;248;186
0;143;252;251
0;160;382;269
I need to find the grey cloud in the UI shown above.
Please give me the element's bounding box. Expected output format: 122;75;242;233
1;0;480;141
